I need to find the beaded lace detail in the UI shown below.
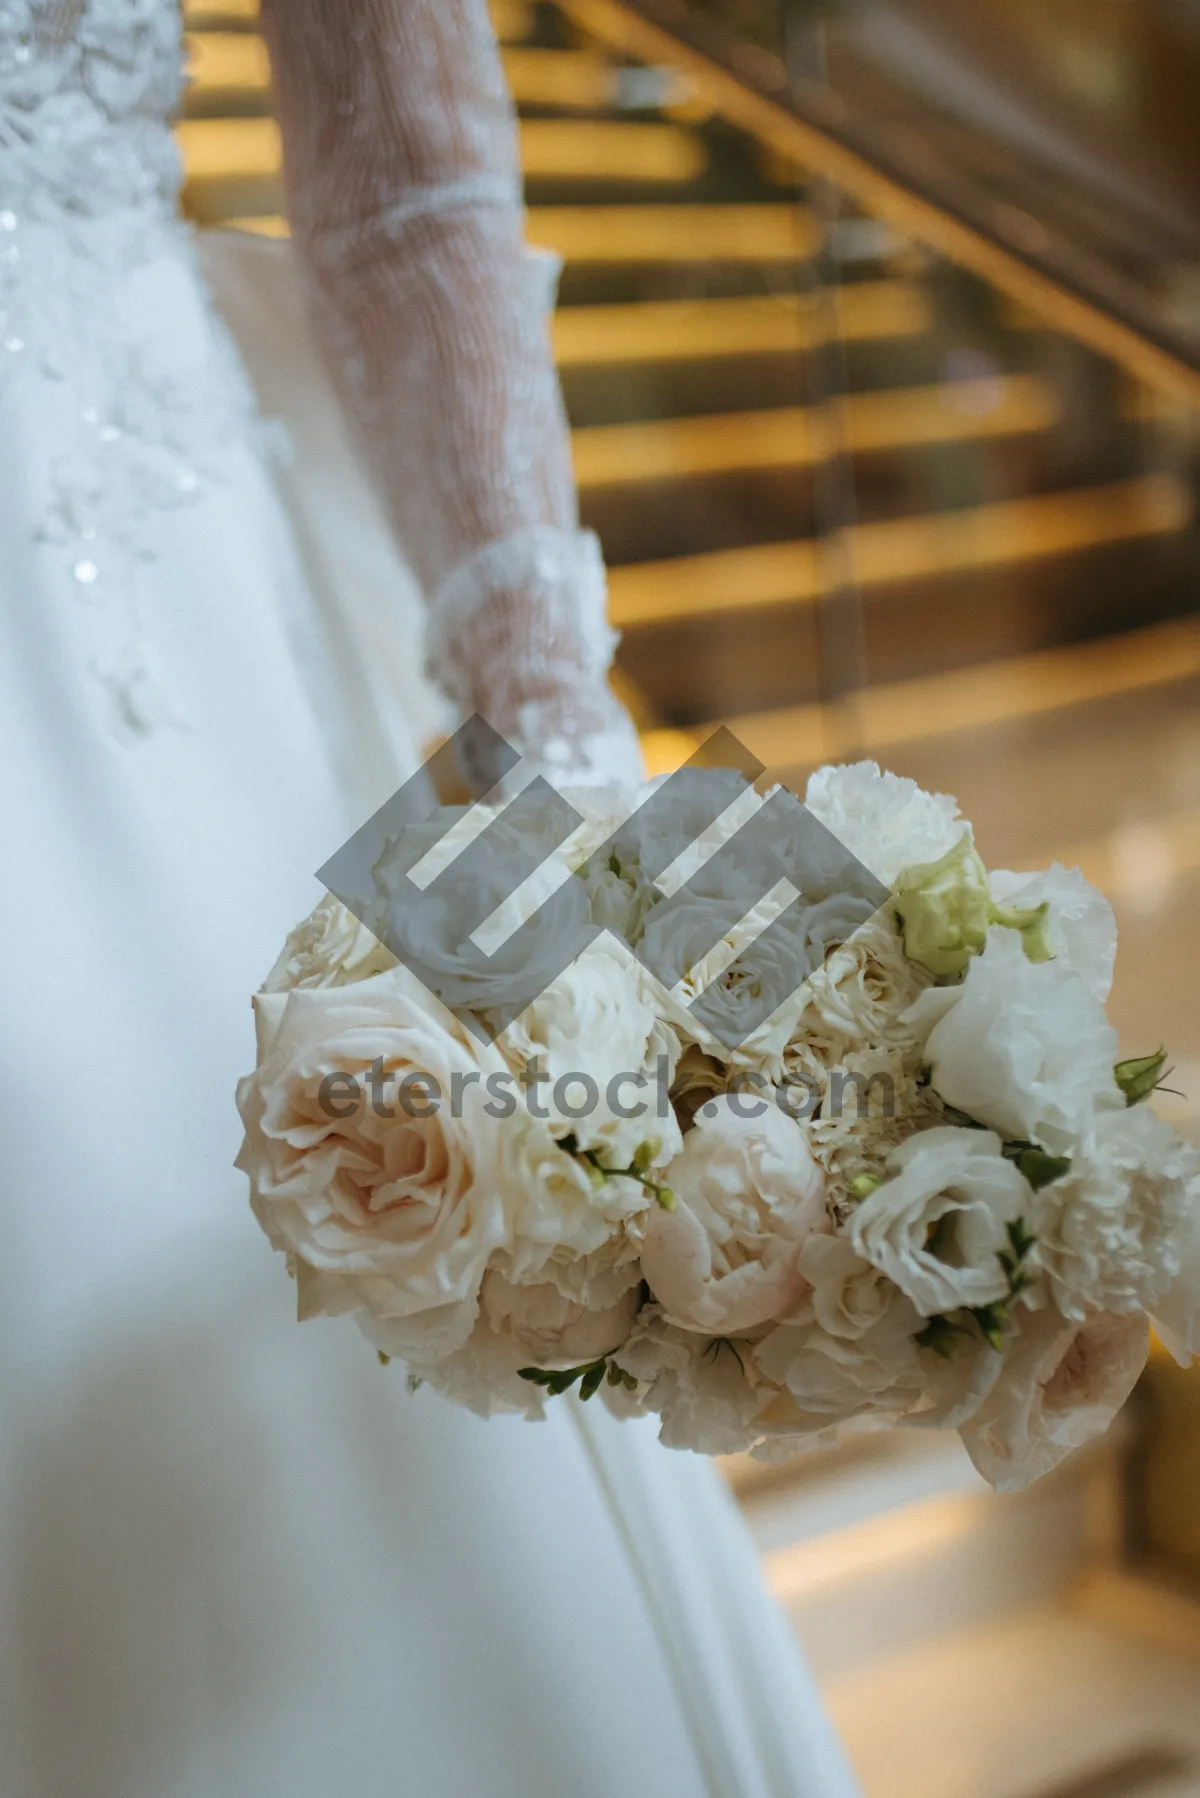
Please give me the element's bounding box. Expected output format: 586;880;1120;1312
0;1;254;731
0;0;641;776
0;0;183;220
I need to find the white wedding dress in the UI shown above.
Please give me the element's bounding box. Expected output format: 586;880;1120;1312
0;4;860;1794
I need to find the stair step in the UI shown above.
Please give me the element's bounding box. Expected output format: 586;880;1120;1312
220;202;819;262
529;202;816;262
637;612;1200;777
176;116;705;187
824;1592;1200;1798
553;282;929;365
571;375;1057;486
767;1449;1118;1682
607;473;1191;627
185;30;269;95
181;0;538;36
184;39;637;114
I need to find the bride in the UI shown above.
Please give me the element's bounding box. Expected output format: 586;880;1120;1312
0;3;859;1793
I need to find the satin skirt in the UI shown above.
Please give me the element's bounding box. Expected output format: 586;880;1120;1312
0;218;859;1798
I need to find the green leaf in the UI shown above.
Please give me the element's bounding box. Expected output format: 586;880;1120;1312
1016;1148;1072;1191
1115;1049;1168;1106
578;1360;607;1402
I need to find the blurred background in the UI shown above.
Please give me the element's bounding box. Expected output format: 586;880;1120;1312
179;3;1200;1791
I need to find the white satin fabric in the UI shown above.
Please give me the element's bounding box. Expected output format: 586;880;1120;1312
0;220;860;1798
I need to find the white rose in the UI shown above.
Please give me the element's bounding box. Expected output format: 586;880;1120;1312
640;1096;828;1334
263;893;396;993
641;893;818;1072
989;863;1117;1001
906;926;1123;1154
369;822;594;1022
235;966;509;1356
478;1269;640;1365
611;766;764;873
798;1234;904;1340
786;913;930;1066
958;1305;1149;1491
849;1126;1032;1316
613;1306;770;1455
496;939;682;1167
495;1103;652;1304
1034;1105;1199;1322
805;761;965;886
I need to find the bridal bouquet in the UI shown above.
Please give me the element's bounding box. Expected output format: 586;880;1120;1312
237;759;1200;1491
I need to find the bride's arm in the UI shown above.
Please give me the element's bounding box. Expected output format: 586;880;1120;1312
258;0;643;789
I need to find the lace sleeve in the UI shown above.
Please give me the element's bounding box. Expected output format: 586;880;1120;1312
258;0;643;791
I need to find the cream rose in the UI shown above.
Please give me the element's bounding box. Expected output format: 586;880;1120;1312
958;1305;1149;1491
640;1095;828;1334
236;966;509;1357
849;1126;1032;1317
263;893;396;993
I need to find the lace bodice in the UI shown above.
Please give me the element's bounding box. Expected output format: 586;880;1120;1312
0;0;182;219
0;0;641;785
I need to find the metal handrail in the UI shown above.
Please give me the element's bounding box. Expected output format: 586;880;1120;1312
555;0;1200;408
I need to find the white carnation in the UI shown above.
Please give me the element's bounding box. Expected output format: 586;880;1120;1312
906;925;1123;1153
804;761;965;886
1034;1105;1199;1320
849;1126;1032;1316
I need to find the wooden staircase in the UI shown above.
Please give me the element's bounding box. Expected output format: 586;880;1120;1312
178;0;1200;775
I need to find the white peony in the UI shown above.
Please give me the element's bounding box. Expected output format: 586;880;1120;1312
262;893;396;992
495;939;681;1166
640;1096;828;1334
989;863;1117;1001
905;926;1123;1154
235;967;509;1358
805;761;965;887
849;1127;1033;1317
958;1305;1149;1491
1033;1104;1199;1321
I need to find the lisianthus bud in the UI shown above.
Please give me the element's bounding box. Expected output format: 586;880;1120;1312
894;833;990;978
1115;1048;1168;1106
